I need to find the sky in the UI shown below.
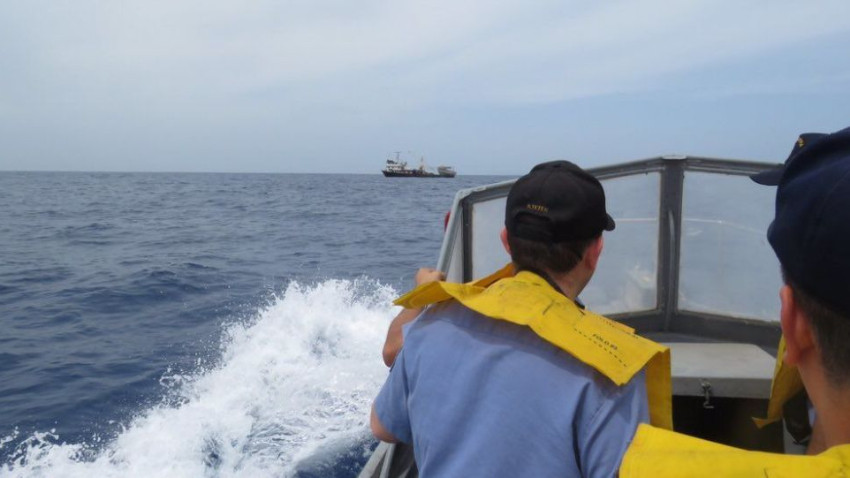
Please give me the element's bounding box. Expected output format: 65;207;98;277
1;1;849;175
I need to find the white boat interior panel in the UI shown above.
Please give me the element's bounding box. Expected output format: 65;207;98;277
667;342;775;399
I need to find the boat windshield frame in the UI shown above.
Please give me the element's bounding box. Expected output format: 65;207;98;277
438;156;783;349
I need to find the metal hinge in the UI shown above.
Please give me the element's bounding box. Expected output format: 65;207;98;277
700;380;715;409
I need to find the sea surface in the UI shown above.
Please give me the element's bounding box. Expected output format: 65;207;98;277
0;172;510;478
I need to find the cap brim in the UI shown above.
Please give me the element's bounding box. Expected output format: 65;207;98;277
605;214;615;231
750;166;783;186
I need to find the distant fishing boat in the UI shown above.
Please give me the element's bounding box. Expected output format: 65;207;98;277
382;152;456;178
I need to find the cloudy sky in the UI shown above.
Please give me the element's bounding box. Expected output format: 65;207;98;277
1;1;849;175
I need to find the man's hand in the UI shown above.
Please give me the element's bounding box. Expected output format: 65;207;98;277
382;268;446;367
415;267;445;286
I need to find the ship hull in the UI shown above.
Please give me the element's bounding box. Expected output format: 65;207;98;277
382;170;454;178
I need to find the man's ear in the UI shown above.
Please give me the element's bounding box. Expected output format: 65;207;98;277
780;285;816;365
500;228;511;255
583;235;604;272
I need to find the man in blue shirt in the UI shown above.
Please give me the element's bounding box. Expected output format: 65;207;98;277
371;160;657;477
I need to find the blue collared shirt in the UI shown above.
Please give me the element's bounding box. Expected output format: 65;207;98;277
374;301;649;478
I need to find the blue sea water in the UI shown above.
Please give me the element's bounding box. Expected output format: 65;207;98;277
0;171;509;477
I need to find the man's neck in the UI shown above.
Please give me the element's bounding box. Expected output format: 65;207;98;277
811;387;850;452
551;270;590;301
515;264;591;302
801;365;850;452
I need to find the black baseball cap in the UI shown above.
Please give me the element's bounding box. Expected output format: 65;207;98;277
505;160;615;243
751;133;828;185
768;126;850;316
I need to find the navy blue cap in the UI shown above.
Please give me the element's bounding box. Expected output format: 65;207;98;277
506;160;615;243
768;126;850;316
751;133;829;185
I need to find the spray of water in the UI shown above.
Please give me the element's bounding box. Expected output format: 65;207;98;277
0;279;397;478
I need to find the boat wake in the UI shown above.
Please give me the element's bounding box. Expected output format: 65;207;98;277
0;279;397;478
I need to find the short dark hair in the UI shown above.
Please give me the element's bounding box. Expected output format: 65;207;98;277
507;218;597;276
784;270;850;387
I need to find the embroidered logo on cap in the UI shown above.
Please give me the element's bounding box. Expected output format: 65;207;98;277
526;204;548;213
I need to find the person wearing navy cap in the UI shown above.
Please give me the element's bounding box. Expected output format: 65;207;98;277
767;126;850;453
748;131;831;450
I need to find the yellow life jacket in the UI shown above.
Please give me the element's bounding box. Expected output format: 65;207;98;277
394;263;672;429
620;423;850;477
753;335;805;428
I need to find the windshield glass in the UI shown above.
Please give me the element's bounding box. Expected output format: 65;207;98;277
679;172;781;322
583;173;660;315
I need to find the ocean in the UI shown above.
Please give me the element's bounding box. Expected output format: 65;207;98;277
0;171;510;477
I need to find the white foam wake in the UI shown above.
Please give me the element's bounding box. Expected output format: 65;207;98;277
0;279;397;478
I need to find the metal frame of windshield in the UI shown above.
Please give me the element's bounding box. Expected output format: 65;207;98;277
453;156;783;348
